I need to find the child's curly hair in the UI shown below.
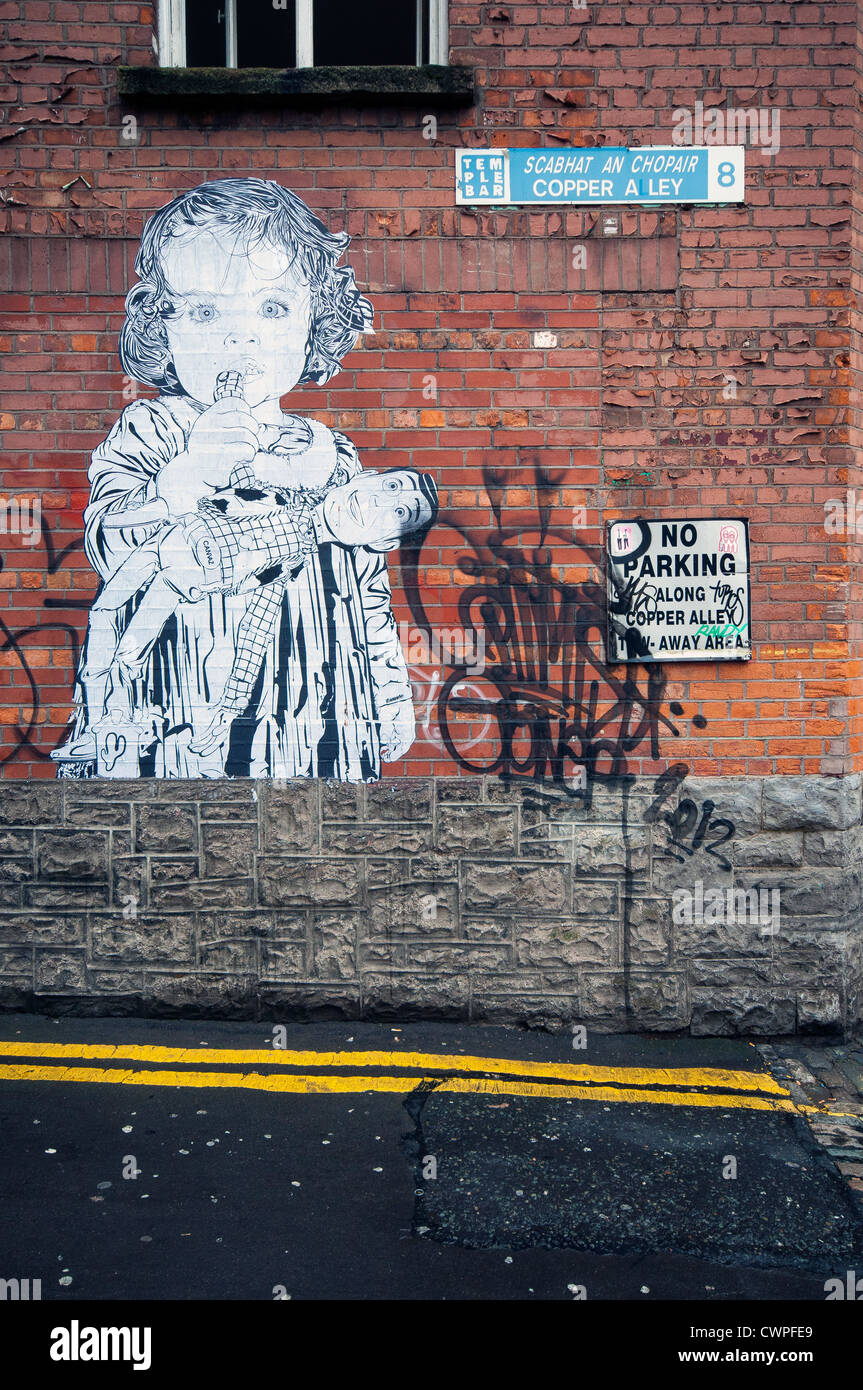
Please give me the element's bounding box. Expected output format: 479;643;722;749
120;178;373;393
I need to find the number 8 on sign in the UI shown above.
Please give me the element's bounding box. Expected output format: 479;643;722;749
707;147;744;203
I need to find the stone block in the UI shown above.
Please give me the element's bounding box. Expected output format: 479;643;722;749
796;990;843;1032
193;781;258;811
404;943;511;972
26;883;108;908
88;969;145;993
368;882;457;933
364;780;431;821
627;899;671;965
770;929;847;984
321;781;360;821
0;947;32;977
436;805;516;853
468;990;578;1028
202;822;256;877
199;941;258;973
690;991;796;1037
149;856;199;883
321;823;431;854
312;912;358;979
35;950;87;992
36;829;108;880
0;912;84;944
260;941;308;979
112;857;148;910
484;781;523;805
734;832;804;868
688;957;772;988
517;824;573;861
678;777;763;835
135;805;198;854
737;868;854;918
152;880;254;910
627;972;687;1029
360;940;406;968
89;913;195;963
435;779;482;803
0;984;32;1009
70;779;157;803
517;918;615;969
674;901;771;958
572;879;618;917
0;830;33;855
258;985;360;1019
259;857;361;906
366;859;403;886
112;830;132;858
360;971;469;1019
198;799;258;823
579;971;627;1021
762;775;860;831
0;784;61;826
462;860;569;913
198;909;305;941
409;855;458;880
803;831;847;867
142;972;259;1017
576;825;649;874
462;918;511;942
651;852;732;895
0;857;33;883
259;781;319;851
64;795;132;827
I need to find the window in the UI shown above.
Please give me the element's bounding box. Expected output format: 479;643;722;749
158;0;449;68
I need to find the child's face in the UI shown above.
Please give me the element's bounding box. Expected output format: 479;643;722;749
321;470;434;551
161;229;312;409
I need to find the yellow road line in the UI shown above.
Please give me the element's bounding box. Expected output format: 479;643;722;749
0;1062;803;1111
0;1041;789;1097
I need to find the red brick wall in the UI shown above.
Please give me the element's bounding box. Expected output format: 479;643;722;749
0;1;857;781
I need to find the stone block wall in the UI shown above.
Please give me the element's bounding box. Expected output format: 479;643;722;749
0;774;859;1036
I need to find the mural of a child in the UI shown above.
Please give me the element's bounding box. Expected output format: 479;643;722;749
55;178;432;780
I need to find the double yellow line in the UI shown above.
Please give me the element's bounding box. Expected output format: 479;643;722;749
0;1039;823;1113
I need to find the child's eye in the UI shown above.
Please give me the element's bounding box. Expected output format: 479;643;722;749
394;505;408;520
384;477;400;491
260;299;290;318
189;303;217;323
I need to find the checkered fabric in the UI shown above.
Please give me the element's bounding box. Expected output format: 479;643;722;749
221;582;287;712
186;496;318;594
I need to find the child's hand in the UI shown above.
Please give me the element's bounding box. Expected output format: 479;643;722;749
189;708;233;757
379;703;416;762
257;418;337;490
157;397;262;516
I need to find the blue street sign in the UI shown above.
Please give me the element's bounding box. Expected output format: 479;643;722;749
455;146;745;206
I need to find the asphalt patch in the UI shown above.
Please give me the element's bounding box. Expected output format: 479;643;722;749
406;1091;863;1270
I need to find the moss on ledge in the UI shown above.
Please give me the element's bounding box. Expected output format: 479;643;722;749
117;65;475;106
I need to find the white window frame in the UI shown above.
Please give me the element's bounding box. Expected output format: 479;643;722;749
158;0;448;67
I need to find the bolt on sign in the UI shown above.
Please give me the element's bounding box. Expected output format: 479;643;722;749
455;147;745;205
605;518;752;663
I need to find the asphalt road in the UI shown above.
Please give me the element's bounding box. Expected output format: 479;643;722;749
1;1014;861;1302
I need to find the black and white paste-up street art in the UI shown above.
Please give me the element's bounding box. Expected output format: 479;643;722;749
52;178;438;781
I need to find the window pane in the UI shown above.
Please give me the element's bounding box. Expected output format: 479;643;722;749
185;0;227;66
238;0;297;67
314;0;418;65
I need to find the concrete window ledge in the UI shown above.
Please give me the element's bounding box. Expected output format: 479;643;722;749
117;65;475;106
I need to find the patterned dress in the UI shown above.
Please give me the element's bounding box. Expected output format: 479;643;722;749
59;395;412;780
